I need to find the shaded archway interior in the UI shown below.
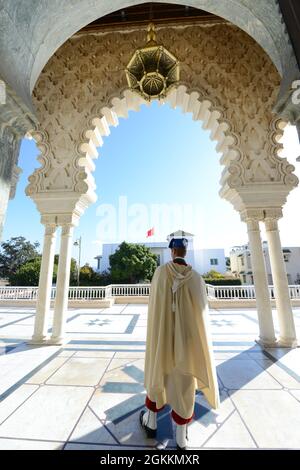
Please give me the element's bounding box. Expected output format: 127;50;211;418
81;2;224;31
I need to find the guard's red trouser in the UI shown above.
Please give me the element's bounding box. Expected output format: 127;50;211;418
145;396;193;425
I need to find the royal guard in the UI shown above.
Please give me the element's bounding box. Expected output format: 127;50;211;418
140;235;220;450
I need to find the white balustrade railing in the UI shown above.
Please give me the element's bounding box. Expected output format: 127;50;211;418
207;284;300;300
209;285;256;299
0;284;150;300
0;284;300;301
206;284;217;299
111;284;150;296
68;286;107;300
0;286;39;300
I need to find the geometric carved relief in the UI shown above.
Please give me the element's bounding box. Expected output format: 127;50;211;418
26;128;89;197
76;85;241;206
30;22;298;215
225;117;298;189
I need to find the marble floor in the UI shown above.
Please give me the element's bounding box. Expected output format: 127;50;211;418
0;304;300;450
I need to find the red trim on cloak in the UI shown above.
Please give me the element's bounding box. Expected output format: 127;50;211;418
145;396;194;424
145;396;165;412
171;409;194;425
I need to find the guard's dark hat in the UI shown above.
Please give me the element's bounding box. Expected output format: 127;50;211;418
168;237;188;249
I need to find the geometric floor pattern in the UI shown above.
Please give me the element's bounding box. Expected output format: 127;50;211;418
0;304;300;450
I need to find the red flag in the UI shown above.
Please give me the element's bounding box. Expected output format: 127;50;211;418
146;227;154;237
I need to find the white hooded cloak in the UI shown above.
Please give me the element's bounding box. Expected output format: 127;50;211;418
144;261;220;418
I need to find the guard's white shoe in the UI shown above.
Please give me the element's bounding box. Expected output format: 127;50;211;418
140;410;157;438
176;424;188;450
143;409;157;429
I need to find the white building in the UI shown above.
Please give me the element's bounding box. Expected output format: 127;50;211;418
95;230;226;275
230;242;300;285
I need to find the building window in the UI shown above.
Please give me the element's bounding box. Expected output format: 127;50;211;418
210;258;218;265
240;257;244;266
242;275;246;283
156;254;161;266
283;254;289;262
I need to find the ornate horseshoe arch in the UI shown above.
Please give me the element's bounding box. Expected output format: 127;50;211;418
23;16;299;349
75;84;242;206
27;21;298;217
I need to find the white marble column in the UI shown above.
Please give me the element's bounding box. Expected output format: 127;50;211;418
49;223;74;345
243;216;277;347
30;222;57;344
264;214;298;348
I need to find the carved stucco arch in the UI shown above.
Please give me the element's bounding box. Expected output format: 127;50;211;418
0;0;297;105
27;22;298;217
77;84;242;201
27;83;241;201
27;84;294;216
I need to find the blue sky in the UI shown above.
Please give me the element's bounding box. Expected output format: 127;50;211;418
3;101;300;268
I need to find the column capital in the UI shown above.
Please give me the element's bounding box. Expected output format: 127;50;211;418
240;208;264;224
245;218;260;232
56;213;80;227
41;215;57;236
263;208;283;221
264;218;279;232
41;214;57;226
264;208;283;232
61;223;75;236
44;224;57;236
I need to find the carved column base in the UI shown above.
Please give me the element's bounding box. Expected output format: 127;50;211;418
255;337;278;349
27;336;49;345
46;336;68;346
276;337;298;349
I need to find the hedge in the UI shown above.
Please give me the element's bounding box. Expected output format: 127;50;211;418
203;278;241;286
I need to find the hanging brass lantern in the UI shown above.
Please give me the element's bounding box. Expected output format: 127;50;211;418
125;23;179;101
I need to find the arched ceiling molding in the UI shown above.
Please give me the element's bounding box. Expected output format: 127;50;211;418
26;83;297;218
0;0;297;112
77;85;242;204
75;85;297;213
28;1;293;90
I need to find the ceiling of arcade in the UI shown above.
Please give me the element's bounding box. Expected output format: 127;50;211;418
33;21;281;139
0;0;299;146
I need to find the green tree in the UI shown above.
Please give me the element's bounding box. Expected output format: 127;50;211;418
10;257;59;286
77;265;112;286
109;241;157;283
10;257;42;286
0;236;40;279
9;253;78;286
203;269;225;279
78;264;98;285
54;254;78;286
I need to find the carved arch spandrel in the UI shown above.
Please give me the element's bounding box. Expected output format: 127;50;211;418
32;23;282;150
74;84;243;203
28;23;298;206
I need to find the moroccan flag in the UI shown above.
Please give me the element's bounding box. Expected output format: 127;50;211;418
147;227;154;237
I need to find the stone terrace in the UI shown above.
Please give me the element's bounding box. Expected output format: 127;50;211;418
0;304;300;450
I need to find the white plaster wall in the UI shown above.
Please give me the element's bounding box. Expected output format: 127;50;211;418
194;248;226;274
230;244;300;285
100;243;120;272
98;242;226;274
